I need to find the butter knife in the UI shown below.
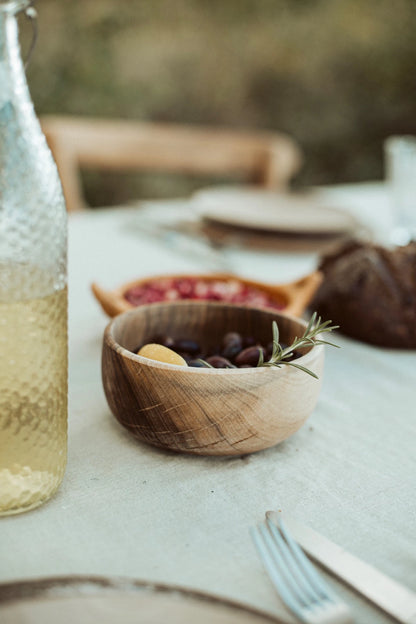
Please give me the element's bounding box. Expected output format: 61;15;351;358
269;512;416;624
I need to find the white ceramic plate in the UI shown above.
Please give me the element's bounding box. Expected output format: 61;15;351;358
192;186;358;235
0;576;284;624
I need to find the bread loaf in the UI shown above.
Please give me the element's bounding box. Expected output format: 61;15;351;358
311;240;416;348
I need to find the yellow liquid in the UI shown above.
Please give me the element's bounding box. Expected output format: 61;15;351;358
0;287;68;515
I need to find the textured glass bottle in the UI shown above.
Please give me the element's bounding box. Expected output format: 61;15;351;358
0;1;68;515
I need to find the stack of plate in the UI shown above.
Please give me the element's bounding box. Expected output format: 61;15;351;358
191;186;359;237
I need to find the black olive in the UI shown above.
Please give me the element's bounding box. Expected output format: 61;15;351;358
235;346;266;367
205;355;236;368
171;338;201;355
242;335;257;348
222;331;243;360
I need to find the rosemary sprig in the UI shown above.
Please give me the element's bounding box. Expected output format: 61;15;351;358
258;312;339;378
195;358;214;368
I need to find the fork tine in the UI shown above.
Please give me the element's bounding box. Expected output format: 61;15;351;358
260;523;312;606
251;514;353;624
265;516;325;605
267;511;338;603
250;525;308;623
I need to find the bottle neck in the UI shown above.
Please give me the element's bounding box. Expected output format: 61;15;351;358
0;1;32;13
0;9;29;105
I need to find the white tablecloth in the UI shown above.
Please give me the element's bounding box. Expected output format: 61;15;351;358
1;183;415;623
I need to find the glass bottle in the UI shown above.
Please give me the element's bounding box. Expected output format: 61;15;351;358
0;0;68;515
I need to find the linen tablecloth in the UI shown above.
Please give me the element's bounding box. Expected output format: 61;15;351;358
1;183;415;623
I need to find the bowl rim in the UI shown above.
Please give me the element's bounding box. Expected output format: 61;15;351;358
92;270;323;318
103;301;324;375
120;271;288;306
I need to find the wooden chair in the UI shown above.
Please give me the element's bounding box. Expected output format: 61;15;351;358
40;115;302;212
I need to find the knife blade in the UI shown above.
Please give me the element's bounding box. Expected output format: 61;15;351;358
272;513;416;624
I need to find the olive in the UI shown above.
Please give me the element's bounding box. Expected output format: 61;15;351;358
137;343;188;367
222;331;243;360
171;338;201;355
242;335;257;348
205;355;236;368
134;329;300;369
235;345;266;367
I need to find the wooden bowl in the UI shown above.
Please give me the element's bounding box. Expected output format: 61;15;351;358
92;271;322;318
102;301;325;456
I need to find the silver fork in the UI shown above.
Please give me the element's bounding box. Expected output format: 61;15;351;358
250;511;354;624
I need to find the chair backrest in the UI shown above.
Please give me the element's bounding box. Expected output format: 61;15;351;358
40;115;302;212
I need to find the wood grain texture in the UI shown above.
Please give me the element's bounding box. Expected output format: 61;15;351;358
92;270;322;319
40;115;302;212
101;302;324;456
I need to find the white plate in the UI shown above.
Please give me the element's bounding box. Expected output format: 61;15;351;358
0;576;283;624
192;186;358;235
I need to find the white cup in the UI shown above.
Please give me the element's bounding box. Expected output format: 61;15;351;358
384;135;416;245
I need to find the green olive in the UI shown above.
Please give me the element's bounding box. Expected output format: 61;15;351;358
137;343;188;367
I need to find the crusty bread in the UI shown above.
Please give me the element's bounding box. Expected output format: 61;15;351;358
311;240;416;348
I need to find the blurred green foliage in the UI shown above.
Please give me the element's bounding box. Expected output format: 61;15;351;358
23;0;416;205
